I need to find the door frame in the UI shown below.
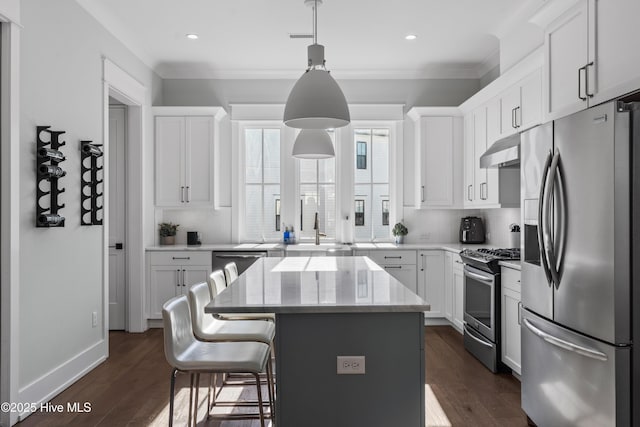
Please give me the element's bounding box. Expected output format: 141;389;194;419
102;58;147;334
0;19;21;427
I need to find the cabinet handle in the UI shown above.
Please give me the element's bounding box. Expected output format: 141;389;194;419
480;182;487;200
176;269;181;287
384;266;402;269
420;253;424;272
181;186;185;203
578;65;588;101
518;301;523;326
182;269;186;287
515;106;521;128
512;107;516;129
421;185;425;203
384;256;402;259
455;260;463;264
585;62;595;98
186;186;190;203
467;185;473;201
172;257;190;260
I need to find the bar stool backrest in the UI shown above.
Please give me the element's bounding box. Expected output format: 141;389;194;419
162;295;196;369
208;270;226;298
224;262;239;286
188;282;214;338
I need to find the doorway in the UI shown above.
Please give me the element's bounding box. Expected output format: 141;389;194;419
108;101;127;330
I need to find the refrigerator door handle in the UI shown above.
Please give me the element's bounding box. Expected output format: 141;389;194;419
538;150;554;286
524;318;608;362
544;150;561;288
554;160;567;286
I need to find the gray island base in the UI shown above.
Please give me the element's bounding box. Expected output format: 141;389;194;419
205;256;430;427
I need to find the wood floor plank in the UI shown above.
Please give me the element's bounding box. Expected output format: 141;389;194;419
17;325;527;427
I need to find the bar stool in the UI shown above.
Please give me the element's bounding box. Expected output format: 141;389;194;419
162;295;274;427
208;270;275;322
188;282;276;417
224;261;239;285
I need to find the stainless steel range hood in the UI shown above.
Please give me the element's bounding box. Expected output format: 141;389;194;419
480;133;520;168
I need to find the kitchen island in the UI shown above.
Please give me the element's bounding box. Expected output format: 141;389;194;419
205;256;430;427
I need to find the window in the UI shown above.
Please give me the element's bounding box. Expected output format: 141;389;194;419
244;128;281;241
354;128;390;241
356;141;367;169
355;200;365;226
298;131;336;240
382;200;389;226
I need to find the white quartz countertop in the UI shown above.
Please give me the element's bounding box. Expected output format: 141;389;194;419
205;256;431;314
499;260;522;270
146;243;284;251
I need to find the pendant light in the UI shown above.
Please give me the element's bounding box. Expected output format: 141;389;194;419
292;129;335;159
283;0;350;130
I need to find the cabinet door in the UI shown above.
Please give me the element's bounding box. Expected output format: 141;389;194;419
499;86;520;138
183;265;212;291
463;114;475;207
543;0;589;121
473;107;487;204
384;264;417;294
486;97;502;146
419;117;454;208
502;287;522;374
443;252;453;321
452;265;465;333
590;0;640;106
520;69;542;131
149;265;181;319
155;117;186;206
185;117;214;206
418;251;445;318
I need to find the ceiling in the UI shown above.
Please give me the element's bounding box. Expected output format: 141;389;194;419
77;0;536;80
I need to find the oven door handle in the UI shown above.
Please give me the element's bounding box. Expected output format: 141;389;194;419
215;254;265;259
464;269;494;284
463;324;493;348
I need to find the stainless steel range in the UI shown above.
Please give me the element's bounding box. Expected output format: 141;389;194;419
459;247;520;373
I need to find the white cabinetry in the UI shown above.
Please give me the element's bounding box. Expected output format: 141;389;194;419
147;251;212;319
407;108;463;209
501;266;522;375
154;107;226;208
499;70;542;136
444;251;464;333
360;250;418;294
417;251;445;318
536;0;640;121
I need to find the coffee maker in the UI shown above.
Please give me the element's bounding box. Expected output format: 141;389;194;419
187;231;201;246
459;217;485;243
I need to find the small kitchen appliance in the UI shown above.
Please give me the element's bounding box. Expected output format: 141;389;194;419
459;216;485;243
187;231;201;246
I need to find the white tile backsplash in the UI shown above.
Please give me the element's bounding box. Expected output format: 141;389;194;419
156;208;232;245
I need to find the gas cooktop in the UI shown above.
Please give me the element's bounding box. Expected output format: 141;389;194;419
459;248;520;273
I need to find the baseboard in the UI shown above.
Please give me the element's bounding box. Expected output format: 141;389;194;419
147;319;163;328
424;318;453;326
17;339;107;421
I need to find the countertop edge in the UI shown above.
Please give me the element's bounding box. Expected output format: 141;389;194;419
499;260;522;271
205;304;431;314
145;243;490;253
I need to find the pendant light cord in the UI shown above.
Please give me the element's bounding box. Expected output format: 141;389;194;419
313;0;318;45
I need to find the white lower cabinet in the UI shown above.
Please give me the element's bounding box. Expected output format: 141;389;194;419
147;251;212;319
501;266;522;375
452;256;465;333
418;251;445;318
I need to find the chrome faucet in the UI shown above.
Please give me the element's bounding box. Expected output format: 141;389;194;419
314;212;320;245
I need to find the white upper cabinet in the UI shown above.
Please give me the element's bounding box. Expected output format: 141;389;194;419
408;108;463;209
536;0;640;121
154;107;226;208
463;114;476;208
499;70;542;138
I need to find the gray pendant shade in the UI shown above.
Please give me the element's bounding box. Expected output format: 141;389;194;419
292;129;335;159
283;69;350;129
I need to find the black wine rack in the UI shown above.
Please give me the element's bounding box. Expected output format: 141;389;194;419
80;141;103;226
36;126;66;227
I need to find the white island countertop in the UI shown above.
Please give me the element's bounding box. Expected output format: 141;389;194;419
205;256;430;314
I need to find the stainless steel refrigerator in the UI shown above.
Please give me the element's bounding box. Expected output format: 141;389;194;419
520;98;639;426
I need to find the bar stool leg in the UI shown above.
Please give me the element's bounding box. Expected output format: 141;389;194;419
254;373;266;427
188;373;195;427
266;361;275;423
193;373;201;427
168;368;178;427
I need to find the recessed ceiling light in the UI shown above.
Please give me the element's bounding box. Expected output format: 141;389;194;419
405;34;417;40
186;34;199;40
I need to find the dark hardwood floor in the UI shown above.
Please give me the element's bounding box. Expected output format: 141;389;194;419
17;326;526;426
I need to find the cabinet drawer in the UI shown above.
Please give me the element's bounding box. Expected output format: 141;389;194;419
369;250;416;266
501;266;521;293
148;251;212;267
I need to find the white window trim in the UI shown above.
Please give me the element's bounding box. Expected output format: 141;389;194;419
231;104;403;244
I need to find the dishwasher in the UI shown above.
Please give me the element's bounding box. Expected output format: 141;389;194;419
211;251;268;277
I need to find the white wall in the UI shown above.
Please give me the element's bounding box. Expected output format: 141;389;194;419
159;78;479;242
17;0;161;416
